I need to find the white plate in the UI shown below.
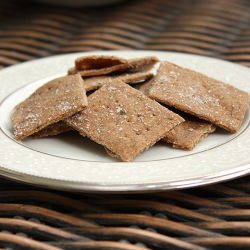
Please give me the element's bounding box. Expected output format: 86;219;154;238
0;51;249;192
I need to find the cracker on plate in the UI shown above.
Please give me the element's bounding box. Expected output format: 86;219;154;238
163;120;216;150
149;61;250;132
66;80;184;161
69;56;158;77
12;74;87;140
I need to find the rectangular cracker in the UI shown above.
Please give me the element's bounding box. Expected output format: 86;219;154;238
12;74;87;140
69;56;158;77
66;80;184;161
149;61;250;132
163;120;216;150
84;71;153;92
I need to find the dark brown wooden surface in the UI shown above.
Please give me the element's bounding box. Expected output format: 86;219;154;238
0;0;250;249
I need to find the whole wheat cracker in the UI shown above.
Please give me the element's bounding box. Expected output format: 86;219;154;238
149;61;250;132
69;56;158;77
66;80;184;161
163;120;216;150
12;74;87;140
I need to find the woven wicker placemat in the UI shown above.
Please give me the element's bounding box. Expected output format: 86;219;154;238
0;0;250;249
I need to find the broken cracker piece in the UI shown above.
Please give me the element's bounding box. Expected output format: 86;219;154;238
149;61;250;132
32;121;72;138
84;71;153;92
66;80;184;161
163;120;216;150
12;74;87;140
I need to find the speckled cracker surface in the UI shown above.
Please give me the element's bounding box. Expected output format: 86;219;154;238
12;74;87;140
66;81;184;161
149;62;250;132
163;120;216;150
32;121;72;138
84;71;153;92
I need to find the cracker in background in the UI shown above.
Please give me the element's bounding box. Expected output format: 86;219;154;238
163;120;216;150
72;55;127;77
12;74;87;140
69;56;158;77
128;56;158;72
75;55;127;71
149;61;250;132
66;81;184;161
84;71;153;92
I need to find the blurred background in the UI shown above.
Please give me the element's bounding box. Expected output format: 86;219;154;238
1;0;250;70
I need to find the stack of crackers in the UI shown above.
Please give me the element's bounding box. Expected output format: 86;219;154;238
12;55;250;161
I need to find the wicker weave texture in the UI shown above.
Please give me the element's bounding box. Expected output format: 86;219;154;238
0;0;250;249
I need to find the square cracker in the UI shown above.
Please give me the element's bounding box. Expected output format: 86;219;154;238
66;81;184;161
12;74;87;140
149;61;250;132
163;120;216;150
